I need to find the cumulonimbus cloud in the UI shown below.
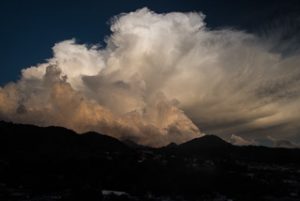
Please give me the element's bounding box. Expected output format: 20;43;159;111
0;8;300;146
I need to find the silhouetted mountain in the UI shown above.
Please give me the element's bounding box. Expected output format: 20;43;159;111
122;139;151;150
183;135;229;146
163;142;178;149
175;135;232;155
1;121;300;201
80;131;130;153
0;121;133;160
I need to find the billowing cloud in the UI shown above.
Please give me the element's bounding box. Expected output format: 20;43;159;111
229;134;256;146
1;8;300;146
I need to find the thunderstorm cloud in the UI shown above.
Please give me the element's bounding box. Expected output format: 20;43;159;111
1;8;300;146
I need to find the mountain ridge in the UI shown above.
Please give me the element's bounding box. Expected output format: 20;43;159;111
1;120;300;151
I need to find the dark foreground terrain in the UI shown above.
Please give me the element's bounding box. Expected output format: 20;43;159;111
1;121;300;201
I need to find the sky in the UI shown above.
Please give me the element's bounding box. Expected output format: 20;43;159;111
0;0;300;147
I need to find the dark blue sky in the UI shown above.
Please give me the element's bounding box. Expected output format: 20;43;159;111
0;0;299;85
